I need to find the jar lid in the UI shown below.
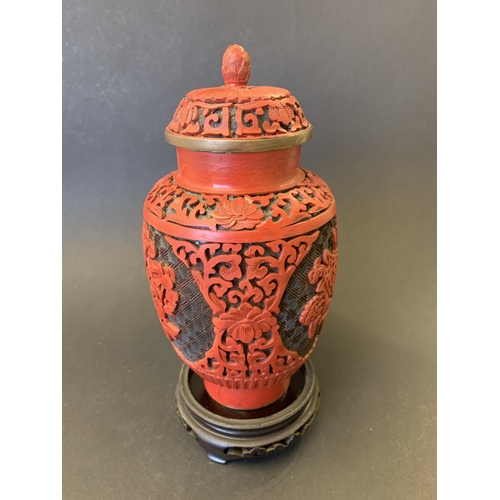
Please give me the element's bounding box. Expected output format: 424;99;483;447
165;45;313;153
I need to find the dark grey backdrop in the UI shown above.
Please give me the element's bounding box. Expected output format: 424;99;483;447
63;0;436;498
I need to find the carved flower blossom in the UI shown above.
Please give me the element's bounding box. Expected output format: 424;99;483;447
163;289;179;315
213;303;277;343
168;98;201;134
300;228;338;338
210;197;264;230
148;259;176;291
146;258;180;340
309;247;338;296
299;294;329;339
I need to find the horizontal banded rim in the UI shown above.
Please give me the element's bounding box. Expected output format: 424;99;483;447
165;125;313;153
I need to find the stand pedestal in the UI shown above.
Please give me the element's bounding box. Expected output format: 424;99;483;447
175;360;320;463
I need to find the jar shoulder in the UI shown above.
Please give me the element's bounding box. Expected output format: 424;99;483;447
143;168;336;243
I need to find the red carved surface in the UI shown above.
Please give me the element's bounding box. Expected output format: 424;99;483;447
144;168;334;235
162;231;320;407
167;95;309;138
221;44;251;87
142;216;337;409
143;44;338;410
299;225;339;338
142;222;180;341
209;197;264;230
166;44;309;138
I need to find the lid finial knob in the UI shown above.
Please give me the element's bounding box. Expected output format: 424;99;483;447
221;45;251;87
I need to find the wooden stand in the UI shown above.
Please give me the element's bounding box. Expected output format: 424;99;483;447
175;360;320;463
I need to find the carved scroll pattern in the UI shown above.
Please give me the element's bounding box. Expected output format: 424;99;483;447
163;231;320;389
144;169;333;232
167;95;309;138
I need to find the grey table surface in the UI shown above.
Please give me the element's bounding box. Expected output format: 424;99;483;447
63;0;436;498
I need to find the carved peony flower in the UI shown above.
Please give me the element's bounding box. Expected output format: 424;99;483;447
146;258;180;340
299;294;325;326
300;227;338;339
210;197;264;230
309;248;338;297
213;303;277;344
161;266;176;291
148;259;176;291
163;289;179;316
299;294;330;339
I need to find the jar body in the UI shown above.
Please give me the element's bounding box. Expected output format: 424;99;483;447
142;149;337;410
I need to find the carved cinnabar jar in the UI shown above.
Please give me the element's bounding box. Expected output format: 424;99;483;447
143;45;337;461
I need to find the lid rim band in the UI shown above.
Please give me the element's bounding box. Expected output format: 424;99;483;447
165;126;313;153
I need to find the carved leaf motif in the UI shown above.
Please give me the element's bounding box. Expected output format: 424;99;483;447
247;257;270;279
247;350;270;366
219;261;242;281
209;292;226;316
244;245;265;258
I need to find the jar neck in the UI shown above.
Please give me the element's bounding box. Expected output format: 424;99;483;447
173;146;304;195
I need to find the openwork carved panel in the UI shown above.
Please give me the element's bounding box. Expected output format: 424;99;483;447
167;96;309;138
143;217;338;388
277;218;336;357
144;168;333;233
150;224;216;362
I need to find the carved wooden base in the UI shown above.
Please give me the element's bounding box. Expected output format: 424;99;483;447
175;360;320;463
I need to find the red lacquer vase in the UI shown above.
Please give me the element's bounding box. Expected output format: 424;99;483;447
142;45;338;462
